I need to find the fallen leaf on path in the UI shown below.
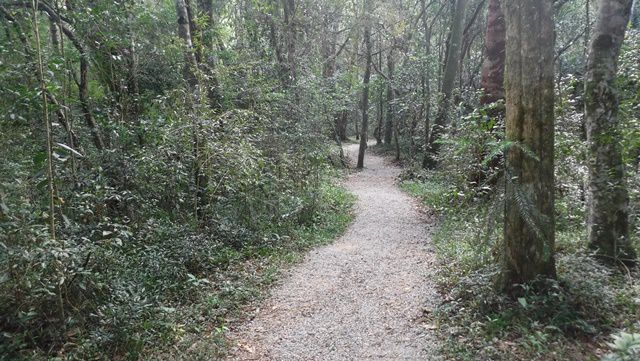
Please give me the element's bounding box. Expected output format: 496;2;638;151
238;342;255;353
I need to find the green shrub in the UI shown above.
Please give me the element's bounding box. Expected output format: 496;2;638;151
602;332;640;361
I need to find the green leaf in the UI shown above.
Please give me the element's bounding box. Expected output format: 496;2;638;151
33;151;46;167
518;297;527;308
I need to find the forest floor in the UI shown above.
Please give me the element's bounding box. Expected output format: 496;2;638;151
225;143;443;360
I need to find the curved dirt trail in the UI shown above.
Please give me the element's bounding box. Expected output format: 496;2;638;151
226;144;441;360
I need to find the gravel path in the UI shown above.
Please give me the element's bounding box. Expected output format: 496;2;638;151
226;143;441;360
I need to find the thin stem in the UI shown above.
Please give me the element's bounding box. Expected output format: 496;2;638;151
31;0;56;240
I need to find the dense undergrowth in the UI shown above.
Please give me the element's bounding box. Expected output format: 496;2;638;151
403;177;640;360
0;1;360;358
0;147;354;361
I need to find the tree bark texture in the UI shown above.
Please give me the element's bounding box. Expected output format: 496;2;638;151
500;0;557;290
471;0;505;186
585;0;636;263
176;0;199;90
480;0;506;104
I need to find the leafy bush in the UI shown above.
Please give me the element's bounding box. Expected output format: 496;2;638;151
602;332;640;361
0;1;353;357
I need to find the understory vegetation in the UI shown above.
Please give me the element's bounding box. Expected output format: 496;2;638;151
2;178;354;360
0;0;357;358
403;175;640;360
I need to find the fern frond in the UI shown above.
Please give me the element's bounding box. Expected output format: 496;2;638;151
505;168;552;244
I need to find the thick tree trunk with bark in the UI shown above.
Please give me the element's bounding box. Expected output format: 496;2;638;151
500;0;556;290
480;0;505;104
585;0;636;264
183;0;221;111
469;0;506;186
423;0;467;169
357;1;372;169
336;110;348;141
355;106;360;140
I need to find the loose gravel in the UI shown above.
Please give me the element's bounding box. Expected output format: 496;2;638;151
226;144;441;360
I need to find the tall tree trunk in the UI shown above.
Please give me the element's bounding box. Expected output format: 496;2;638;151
33;0;107;151
585;0;591;60
480;0;505;105
421;0;433;168
409;112;418;158
176;0;199;89
384;49;395;145
32;0;56;240
585;0;636;264
471;0;506;185
500;0;556;291
321;11;346;164
375;32;383;145
267;14;288;87
338;36;361;141
336;110;348;141
176;0;208;223
394;112;401;161
185;0;201;62
186;0;222;111
78;50;105;150
423;0;467;169
355;106;360;140
126;5;143;146
376;87;384;144
632;0;639;27
357;0;372;169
